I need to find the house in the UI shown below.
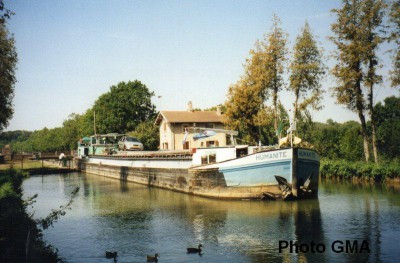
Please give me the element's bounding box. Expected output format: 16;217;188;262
154;102;227;150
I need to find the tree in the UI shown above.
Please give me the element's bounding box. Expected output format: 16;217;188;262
374;96;400;159
289;21;325;124
224;79;264;144
224;15;288;144
331;0;370;162
389;0;400;87
130;121;159;150
360;0;386;164
259;15;288;134
0;1;17;131
93;80;156;134
311;120;363;160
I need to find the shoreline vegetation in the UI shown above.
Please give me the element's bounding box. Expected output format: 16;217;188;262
320;159;400;183
0;169;60;263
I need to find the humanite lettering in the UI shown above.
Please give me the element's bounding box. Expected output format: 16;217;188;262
256;151;287;161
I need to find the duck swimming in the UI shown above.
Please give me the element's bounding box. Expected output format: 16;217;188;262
105;251;117;261
146;253;159;262
187;244;203;253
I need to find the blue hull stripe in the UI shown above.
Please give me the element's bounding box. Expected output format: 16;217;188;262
219;159;292;173
220;159;293;186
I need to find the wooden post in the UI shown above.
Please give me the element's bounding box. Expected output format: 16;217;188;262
291;148;298;198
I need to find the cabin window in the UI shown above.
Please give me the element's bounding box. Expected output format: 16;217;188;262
205;123;214;129
209;154;216;163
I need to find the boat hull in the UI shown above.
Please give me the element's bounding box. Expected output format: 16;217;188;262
76;147;319;200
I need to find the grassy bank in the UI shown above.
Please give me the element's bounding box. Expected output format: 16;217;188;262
320;159;400;182
0;169;60;263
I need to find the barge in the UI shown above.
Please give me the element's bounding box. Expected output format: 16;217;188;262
76;133;320;200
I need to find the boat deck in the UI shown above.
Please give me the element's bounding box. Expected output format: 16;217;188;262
93;149;193;160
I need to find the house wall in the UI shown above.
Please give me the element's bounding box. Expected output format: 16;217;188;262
159;119;228;150
159;120;173;150
171;123;227;150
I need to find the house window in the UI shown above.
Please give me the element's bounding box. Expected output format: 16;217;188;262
182;124;189;133
183;141;189;150
206;141;215;147
205;123;214;129
163;143;168;149
163;123;167;131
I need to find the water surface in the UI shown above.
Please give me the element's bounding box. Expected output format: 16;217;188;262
22;173;400;262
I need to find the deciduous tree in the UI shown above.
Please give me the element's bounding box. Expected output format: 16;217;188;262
360;0;386;164
0;1;17;131
289;21;325;123
389;0;400;87
331;0;370;162
224;15;288;144
258;15;288;134
93;80;156;134
130;121;159;150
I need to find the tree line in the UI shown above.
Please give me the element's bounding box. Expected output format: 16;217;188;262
224;0;400;164
0;0;399;163
0;80;159;152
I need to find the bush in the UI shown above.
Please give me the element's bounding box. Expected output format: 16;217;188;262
319;159;400;182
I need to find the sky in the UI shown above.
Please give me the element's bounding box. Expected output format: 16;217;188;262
4;0;399;131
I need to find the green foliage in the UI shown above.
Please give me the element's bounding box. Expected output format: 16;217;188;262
5;80;157;152
311;120;364;161
289;21;325;120
0;169;59;262
389;0;400;87
320;159;400;181
93;80;156;134
224;15;288;144
0;13;18;131
0;130;32;149
374;96;400;158
130;120;159;150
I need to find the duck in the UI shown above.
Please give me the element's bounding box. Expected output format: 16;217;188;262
146;253;159;262
187;244;203;253
105;251;118;260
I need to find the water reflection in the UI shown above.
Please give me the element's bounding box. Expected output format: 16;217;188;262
22;173;400;263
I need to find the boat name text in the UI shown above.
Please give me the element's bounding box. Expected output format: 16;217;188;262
256;151;287;161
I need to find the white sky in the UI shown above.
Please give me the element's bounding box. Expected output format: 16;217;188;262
4;0;399;131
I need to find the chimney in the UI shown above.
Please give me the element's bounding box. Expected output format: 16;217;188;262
187;101;193;112
216;105;222;116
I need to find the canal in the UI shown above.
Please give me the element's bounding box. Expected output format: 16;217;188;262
22;173;400;263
